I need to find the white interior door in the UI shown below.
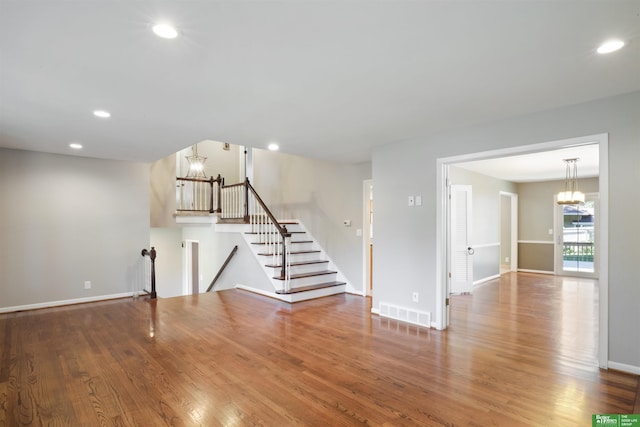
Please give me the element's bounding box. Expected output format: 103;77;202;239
449;185;473;294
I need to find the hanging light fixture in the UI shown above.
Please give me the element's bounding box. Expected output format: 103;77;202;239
185;144;207;178
557;158;585;205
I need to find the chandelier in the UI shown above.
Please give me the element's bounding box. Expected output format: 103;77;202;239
185;144;207;178
557;158;585;205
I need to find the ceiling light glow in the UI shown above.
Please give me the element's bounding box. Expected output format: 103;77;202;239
597;39;624;54
153;23;178;39
268;143;279;151
69;143;83;150
93;110;111;118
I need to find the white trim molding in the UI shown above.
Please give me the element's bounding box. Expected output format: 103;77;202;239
517;269;555;275
517;240;554;245
374;301;431;328
607;361;640;375
0;292;135;314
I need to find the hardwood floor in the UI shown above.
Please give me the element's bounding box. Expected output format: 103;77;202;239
0;272;637;426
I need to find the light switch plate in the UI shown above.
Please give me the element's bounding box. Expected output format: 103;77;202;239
408;196;415;206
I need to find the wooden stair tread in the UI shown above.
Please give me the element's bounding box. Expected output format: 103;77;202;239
276;281;346;294
265;260;328;268
273;270;337;280
251;240;313;245
245;231;305;235
258;250;320;256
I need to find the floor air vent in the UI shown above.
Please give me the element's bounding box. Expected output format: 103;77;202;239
379;302;431;328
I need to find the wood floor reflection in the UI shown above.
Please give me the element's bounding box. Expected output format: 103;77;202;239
0;273;637;426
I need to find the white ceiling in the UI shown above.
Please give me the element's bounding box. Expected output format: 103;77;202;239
454;144;599;183
1;1;638;164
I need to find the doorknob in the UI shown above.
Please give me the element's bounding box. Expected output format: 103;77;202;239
467;247;475;255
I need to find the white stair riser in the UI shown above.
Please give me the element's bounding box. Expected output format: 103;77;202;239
275;273;337;287
267;263;329;277
287;284;346;302
259;252;321;263
251;241;314;252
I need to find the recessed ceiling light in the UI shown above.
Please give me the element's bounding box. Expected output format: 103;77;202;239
93;110;111;118
153;23;178;39
69;143;83;150
597;39;625;54
268;143;279;151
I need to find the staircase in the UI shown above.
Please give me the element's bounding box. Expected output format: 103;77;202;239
243;220;347;302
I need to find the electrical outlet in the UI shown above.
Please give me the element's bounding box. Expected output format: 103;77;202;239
415;196;422;206
548;228;553;235
505;257;510;263
84;281;91;289
412;292;419;302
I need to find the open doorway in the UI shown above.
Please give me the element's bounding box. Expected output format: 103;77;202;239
436;133;609;368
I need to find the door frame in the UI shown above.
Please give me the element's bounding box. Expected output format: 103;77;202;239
183;239;199;295
499;191;518;272
554;192;599;278
436;133;609;369
448;185;473;294
362;179;373;296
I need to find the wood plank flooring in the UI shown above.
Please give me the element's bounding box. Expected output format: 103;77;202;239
0;272;637;426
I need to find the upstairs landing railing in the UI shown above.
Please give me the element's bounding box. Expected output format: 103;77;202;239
176;174;223;213
174;174;292;292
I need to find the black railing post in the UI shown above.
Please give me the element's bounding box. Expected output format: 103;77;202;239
141;247;157;299
280;225;288;280
215;174;222;213
208;176;215;213
243;177;250;223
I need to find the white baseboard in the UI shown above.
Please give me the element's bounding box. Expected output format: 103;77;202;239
473;274;500;286
370;307;380;315
607;361;640;375
0;292;136;314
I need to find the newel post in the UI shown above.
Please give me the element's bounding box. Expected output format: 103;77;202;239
141;247;157;299
243;177;250;223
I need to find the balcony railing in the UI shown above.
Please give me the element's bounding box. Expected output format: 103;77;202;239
176;174;223;213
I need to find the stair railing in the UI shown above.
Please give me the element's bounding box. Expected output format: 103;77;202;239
176;174;223;213
221;178;292;291
140;247;157;299
206;245;238;292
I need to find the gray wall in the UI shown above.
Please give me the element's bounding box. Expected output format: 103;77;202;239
500;194;511;268
372;91;640;368
253;149;372;293
0;148;150;309
449;166;516;283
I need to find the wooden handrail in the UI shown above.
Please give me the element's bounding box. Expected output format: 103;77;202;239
140;247;157;299
245;178;290;238
206;245;239;292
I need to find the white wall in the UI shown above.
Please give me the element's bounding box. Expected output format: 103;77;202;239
253;149;372;293
0;148;150;310
372;91;640;368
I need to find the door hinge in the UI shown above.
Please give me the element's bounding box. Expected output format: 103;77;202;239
446;298;450;306
448;272;451;278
